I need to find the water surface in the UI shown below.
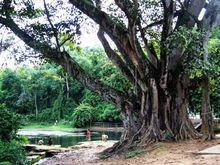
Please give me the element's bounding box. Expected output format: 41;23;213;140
18;129;122;147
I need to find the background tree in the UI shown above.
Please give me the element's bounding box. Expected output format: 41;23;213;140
0;104;27;164
0;48;123;124
0;69;21;111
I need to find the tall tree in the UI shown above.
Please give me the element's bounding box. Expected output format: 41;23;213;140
199;3;220;140
0;69;22;110
0;0;220;155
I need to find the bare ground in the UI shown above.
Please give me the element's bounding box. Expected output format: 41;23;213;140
38;137;220;165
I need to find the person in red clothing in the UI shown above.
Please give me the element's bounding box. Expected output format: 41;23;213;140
86;129;91;141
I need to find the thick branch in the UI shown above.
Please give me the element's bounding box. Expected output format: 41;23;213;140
161;0;174;59
199;0;220;140
161;0;174;41
97;28;135;84
142;20;164;31
114;0;133;18
169;0;206;71
137;21;158;68
69;0;149;79
60;51;128;107
98;28;148;93
176;0;206;28
69;0;127;41
0;16;129;107
43;0;60;50
200;0;220;31
172;0;220;69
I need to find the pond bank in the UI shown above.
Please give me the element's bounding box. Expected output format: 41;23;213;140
25;144;74;164
18;128;122;148
22;122;123;132
36;141;117;165
36;137;220;165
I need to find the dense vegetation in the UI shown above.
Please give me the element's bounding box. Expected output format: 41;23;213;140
0;40;219;127
0;48;123;127
0;104;27;164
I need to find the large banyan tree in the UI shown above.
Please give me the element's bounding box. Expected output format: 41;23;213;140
0;0;220;154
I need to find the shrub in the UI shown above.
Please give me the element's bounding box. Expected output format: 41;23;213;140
98;103;121;122
0;140;27;165
36;108;56;122
18;135;29;144
0;104;24;141
71;103;93;128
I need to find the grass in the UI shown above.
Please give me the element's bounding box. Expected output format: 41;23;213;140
126;148;144;158
22;122;80;132
22;121;123;132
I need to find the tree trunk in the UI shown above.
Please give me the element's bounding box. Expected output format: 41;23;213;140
64;73;70;100
200;32;215;140
34;93;38;117
201;76;214;140
102;75;200;156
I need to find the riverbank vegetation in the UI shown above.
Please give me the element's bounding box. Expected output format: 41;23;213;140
0;45;219;128
0;48;122;128
0;104;27;164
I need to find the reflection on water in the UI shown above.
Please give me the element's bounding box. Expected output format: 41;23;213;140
27;131;122;147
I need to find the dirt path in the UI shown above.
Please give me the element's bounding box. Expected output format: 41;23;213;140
37;141;117;165
38;138;220;165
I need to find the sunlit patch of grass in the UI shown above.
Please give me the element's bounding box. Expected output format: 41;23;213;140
22;122;80;132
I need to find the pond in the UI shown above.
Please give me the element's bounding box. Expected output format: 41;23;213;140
18;129;122;147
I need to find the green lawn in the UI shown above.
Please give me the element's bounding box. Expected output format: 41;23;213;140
22;122;80;132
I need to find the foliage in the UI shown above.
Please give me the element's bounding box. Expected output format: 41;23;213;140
0;140;27;165
166;27;205;73
188;27;220;117
81;90;121;122
18;135;29;144
189;89;202;115
0;104;24;141
96;103;121;122
211;88;220;118
0;69;22;110
0;48;123;125
0;40;220;126
73;47;131;91
71;103;93;128
0;40;219;126
0;105;27;164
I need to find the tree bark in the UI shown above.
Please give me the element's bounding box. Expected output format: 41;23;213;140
64;73;70;100
198;0;220;140
102;75;199;156
34;93;38;117
200;33;214;140
201;76;214;140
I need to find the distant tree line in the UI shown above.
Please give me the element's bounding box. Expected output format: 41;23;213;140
1;46;219;128
0;48;125;127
